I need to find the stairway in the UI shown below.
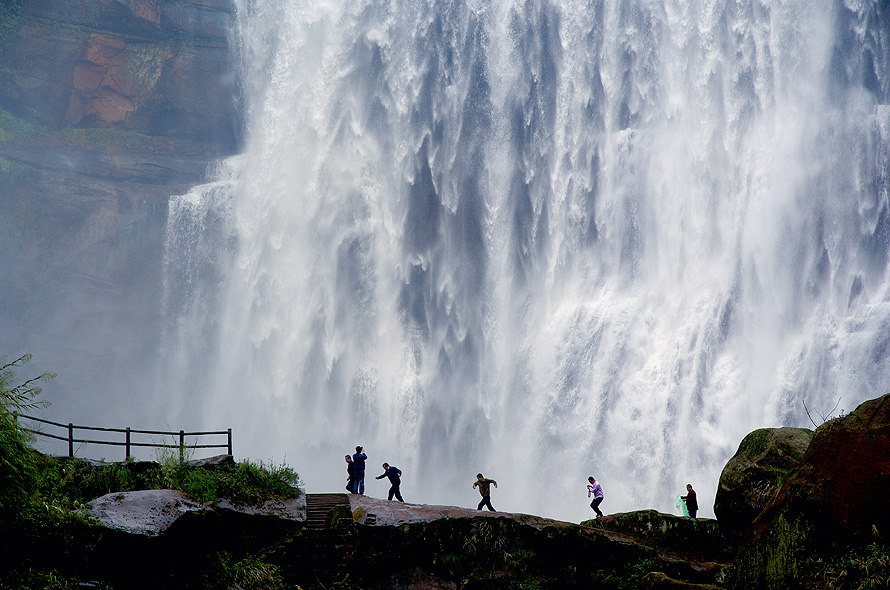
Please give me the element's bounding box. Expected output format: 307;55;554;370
305;493;351;529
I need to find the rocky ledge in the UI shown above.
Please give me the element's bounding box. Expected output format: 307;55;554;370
13;392;890;589
77;488;726;589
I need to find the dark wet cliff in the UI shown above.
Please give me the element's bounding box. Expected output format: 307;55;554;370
0;0;238;386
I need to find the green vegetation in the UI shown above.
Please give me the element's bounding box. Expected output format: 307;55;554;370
158;453;302;505
0;0;23;42
0;354;54;524
0;355;89;590
206;553;286;590
0;106;45;143
805;543;890;590
58;126;154;150
0;155;34;177
587;558;659;590
1;352;303;589
28;448;302;512
740;428;771;457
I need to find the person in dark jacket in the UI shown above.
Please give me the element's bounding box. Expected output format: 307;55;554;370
375;462;404;502
681;484;698;519
352;446;367;495
473;473;498;511
345;455;356;493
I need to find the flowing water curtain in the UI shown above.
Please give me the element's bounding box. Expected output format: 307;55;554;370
162;0;890;517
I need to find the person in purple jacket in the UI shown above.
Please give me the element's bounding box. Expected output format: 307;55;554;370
587;476;604;517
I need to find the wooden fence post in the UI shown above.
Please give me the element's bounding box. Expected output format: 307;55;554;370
126;427;131;460
179;430;185;461
227;428;232;456
68;423;74;457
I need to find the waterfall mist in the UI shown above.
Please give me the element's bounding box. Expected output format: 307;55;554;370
162;0;890;520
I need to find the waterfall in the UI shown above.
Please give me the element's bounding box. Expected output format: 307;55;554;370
163;0;890;520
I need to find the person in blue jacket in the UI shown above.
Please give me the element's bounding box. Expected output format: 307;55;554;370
375;462;404;502
352;446;367;495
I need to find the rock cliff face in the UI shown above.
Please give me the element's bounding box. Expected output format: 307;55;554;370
724;393;890;590
0;0;238;390
1;0;238;142
714;426;813;542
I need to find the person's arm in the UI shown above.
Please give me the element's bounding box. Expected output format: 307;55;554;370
473;481;478;489
493;481;498;488
375;471;386;479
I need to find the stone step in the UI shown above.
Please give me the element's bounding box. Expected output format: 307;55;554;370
305;493;350;530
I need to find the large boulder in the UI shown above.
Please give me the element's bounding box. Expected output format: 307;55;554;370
592;510;727;561
714;426;813;541
726;393;890;590
87;489;207;537
589;510;729;585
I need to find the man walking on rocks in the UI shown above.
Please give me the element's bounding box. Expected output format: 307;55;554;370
352;446;367;495
587;476;604;517
376;462;404;502
473;473;498;511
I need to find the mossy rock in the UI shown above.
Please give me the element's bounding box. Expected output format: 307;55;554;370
724;393;890;590
325;504;354;529
714;427;813;542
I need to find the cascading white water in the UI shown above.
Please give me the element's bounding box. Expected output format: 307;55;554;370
162;0;890;520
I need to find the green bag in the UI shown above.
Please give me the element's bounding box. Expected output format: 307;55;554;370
676;494;689;517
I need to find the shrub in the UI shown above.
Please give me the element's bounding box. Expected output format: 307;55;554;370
207;553;285;590
805;543;890;590
156;449;302;505
0;354;54;523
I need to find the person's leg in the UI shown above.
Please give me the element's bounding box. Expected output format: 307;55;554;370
689;509;697;519
357;473;365;495
394;484;404;502
590;496;603;517
346;479;354;493
483;496;495;511
477;497;485;510
388;485;395;501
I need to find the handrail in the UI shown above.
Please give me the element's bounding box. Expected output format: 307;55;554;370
13;413;232;461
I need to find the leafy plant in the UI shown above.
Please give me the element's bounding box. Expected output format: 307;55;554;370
805;543;890;590
208;553;286;590
155;448;302;505
0;354;54;522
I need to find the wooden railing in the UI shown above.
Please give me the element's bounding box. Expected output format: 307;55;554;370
14;413;232;461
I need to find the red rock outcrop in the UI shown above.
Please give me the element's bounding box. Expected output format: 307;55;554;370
3;0;237;142
726;393;890;589
753;393;890;541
